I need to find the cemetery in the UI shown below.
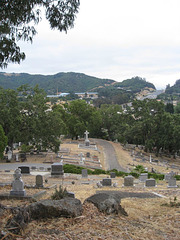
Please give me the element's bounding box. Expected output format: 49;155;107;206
0;138;180;239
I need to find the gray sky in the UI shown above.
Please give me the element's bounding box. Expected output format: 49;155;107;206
4;0;180;89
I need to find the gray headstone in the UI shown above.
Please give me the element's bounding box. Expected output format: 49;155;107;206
165;171;175;181
18;166;30;174
36;175;43;187
66;192;75;198
86;152;90;158
39;167;45;171
82;169;88;178
145;178;156;187
10;168;26;196
51;163;64;176
102;178;112;186
31;166;37;170
139;173;148;182
168;178;177;188
124;175;134;187
110;172;116;178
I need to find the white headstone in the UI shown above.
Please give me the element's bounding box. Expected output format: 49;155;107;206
10;168;26;196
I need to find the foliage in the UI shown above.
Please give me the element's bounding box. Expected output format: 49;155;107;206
0;72;115;93
51;185;68;200
161;197;180;207
113;76;155;93
175;175;180;180
0;124;7;159
133;165;145;174
148;173;164;180
20;144;33;153
63;164;84;174
0;0;80;68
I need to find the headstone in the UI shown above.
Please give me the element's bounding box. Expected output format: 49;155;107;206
102;178;112;186
39;167;45;171
16;154;19;162
139;173;148;182
110;172;116;178
7;150;12;161
51;163;64;176
84;130;90;146
86;152;90;158
19;153;27;162
35;175;43;188
82;169;88;178
10;168;26;196
165;171;175;181
18;166;30;174
145;178;156;187
66;192;75;198
124;175;134;187
31;166;37;170
79;152;85;164
168;178;178;188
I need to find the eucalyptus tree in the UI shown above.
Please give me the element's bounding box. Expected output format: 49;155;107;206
0;124;8;159
0;0;80;68
0;87;21;149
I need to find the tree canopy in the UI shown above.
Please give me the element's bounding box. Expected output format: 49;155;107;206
0;0;80;68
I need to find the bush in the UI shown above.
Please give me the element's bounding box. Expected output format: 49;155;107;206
51;185;68;200
63;164;84;174
175;175;180;180
148;173;164;180
92;169;107;175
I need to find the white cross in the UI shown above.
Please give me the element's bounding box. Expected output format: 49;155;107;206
84;130;89;140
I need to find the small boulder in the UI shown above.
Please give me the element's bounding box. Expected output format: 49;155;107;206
27;198;82;219
85;193;127;216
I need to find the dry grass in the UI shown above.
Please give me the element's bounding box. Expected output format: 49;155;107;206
1;139;180;239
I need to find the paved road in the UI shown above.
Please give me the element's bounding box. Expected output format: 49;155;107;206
95;139;127;172
0;139;128;172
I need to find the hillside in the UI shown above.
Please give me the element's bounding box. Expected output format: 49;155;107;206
165;79;180;94
113;76;156;93
0;72;115;94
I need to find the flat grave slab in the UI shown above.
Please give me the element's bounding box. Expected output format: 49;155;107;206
96;190;163;199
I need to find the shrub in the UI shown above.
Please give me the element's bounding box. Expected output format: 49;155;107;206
175;175;180;180
148;173;164;180
51;185;68;200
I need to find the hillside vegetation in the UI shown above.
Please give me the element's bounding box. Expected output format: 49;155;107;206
0;72;115;94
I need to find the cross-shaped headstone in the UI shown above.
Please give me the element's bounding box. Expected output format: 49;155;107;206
84;130;89;140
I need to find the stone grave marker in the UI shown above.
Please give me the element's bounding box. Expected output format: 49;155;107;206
84;130;90;146
110;172;116;178
145;178;156;187
102;178;112;186
7;150;12;162
35;175;43;188
86;152;90;158
18;166;30;174
168;178;178;188
139;173;148;182
31;166;37;170
124;175;134;187
10;168;26;196
51;163;64;176
165;171;175;181
82;169;88;178
39;167;45;171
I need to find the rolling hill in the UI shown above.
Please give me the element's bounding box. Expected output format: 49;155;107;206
0;72;115;94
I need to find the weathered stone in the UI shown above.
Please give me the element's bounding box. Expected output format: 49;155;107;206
35;175;43;188
51;163;64;176
139;173;148;182
27;198;82;219
85;193;127;215
168;178;178;188
124;175;134;187
145;178;156;187
82;169;88;178
18;166;30;174
102;178;112;186
110;172;116;178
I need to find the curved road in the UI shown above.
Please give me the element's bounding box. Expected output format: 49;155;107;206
95;139;127;172
0;139;128;172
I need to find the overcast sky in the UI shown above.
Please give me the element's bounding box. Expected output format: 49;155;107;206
4;0;180;89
